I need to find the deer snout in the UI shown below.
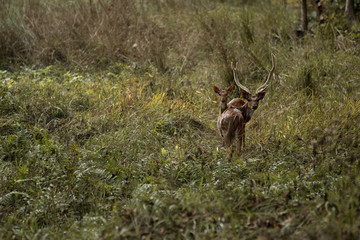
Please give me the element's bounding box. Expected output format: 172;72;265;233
252;105;258;110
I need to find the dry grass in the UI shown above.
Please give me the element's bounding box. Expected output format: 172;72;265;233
0;0;202;72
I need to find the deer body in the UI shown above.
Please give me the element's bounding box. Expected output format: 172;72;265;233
217;107;246;157
214;85;246;158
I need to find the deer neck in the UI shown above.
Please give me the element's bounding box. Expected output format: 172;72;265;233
219;102;228;115
241;102;254;123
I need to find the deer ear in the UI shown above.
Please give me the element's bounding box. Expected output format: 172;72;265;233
257;92;266;100
213;86;220;94
242;91;251;101
227;85;233;93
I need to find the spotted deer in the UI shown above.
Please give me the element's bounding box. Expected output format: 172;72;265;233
214;85;245;158
214;53;276;159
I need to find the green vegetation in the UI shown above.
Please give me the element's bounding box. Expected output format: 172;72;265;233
1;0;360;239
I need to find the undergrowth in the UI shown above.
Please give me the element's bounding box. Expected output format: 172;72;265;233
1;0;360;239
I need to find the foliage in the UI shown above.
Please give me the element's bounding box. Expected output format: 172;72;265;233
1;0;360;239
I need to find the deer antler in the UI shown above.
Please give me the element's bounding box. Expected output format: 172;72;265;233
231;61;251;95
255;53;276;94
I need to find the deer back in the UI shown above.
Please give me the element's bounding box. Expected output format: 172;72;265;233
228;98;246;109
217;108;244;147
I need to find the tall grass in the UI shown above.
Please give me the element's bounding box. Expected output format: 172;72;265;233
0;1;321;72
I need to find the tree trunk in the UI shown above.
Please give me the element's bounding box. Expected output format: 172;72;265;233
301;0;308;31
344;0;356;26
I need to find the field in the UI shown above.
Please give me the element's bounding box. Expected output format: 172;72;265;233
1;0;360;239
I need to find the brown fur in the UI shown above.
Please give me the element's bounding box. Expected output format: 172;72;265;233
217;108;246;157
214;86;246;158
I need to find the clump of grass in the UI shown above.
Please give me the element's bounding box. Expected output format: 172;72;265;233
296;63;316;96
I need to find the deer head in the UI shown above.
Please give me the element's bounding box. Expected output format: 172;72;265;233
231;53;275;117
214;85;233;114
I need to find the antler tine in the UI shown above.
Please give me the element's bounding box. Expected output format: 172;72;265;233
231;61;251;94
256;53;276;94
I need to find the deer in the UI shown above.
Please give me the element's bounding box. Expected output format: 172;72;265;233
214;85;246;158
213;53;276;159
228;53;276;149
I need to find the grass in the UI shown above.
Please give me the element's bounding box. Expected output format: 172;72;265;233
1;0;360;239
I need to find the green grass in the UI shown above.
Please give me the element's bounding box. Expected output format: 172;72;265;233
1;1;360;239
